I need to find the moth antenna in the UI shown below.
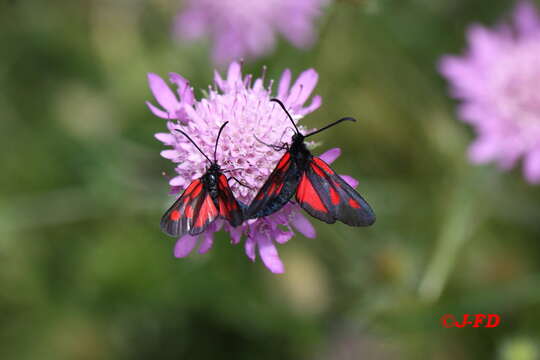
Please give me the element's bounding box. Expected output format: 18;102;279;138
214;121;230;163
166;113;212;162
174;129;212;163
304;117;357;138
270;98;299;134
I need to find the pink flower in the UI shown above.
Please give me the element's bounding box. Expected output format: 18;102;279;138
440;1;540;183
147;62;358;273
174;0;328;65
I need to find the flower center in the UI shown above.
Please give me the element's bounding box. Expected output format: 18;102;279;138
493;41;540;127
184;87;297;204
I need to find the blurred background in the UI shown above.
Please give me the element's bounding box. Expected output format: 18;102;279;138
2;0;540;359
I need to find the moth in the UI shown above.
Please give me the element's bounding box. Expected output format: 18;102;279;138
247;99;375;226
161;121;244;237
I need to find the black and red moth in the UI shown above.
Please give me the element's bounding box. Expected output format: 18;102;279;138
247;99;376;227
161;121;243;237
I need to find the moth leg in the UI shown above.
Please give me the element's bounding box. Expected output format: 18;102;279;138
223;168;245;173
228;176;253;189
254;135;288;151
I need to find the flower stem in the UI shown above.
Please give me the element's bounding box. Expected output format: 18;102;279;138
418;178;481;303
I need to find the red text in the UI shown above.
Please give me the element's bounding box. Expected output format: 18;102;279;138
441;314;500;328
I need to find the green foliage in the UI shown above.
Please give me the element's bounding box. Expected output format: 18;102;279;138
1;0;540;359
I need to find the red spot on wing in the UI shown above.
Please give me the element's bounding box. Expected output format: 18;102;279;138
276;152;291;170
329;187;340;205
185;205;194;218
184;180;201;194
218;174;228;188
218;198;229;216
170;210;181;221
267;180;285;197
218;194;236;217
195;195;218;227
181;182;203;204
267;182;278;196
181;181;202;203
297;174;328;213
217;175;234;214
311;163;325;177
190;182;203;198
348;198;362;209
313;157;334;175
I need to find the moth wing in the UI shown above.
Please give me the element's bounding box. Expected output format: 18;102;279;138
296;157;375;226
160;179;219;237
247;151;300;219
216;174;244;227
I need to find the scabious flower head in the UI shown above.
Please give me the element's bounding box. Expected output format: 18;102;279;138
440;1;540;183
147;62;357;273
174;0;328;65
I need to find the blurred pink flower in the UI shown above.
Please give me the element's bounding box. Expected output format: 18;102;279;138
440;1;540;183
147;62;358;273
174;0;328;65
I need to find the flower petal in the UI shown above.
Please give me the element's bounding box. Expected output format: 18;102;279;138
146;101;170;119
154;133;176;145
227;61;242;89
160;150;179;160
174;234;198;258
183;103;205;123
291;211;316;239
174;9;208;40
213;32;245;65
147;73;180;114
257;234;285;273
278;16;316;48
252;78;264;92
198;231;214;254
245;235;257;262
514;0;540;37
169;72;194;105
339;174;359;188
229;226;243;244
468;137;499;164
275;228;294;244
287;69;318;107
169;176;186;187
214;69;226;90
169;72;188;89
524;148;540;184
277;69;292;99
319;147;341;164
297;95;322;115
169;186;182;195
